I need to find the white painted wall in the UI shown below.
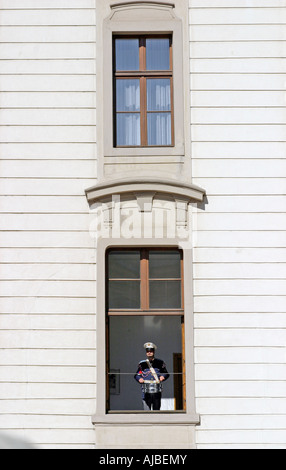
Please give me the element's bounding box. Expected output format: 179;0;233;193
0;0;97;449
190;0;286;448
1;0;286;449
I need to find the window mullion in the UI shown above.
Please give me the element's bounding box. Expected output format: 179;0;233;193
140;77;147;146
139;37;146;69
139;38;147;146
140;249;149;310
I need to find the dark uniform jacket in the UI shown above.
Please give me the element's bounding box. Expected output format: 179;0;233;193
134;358;169;384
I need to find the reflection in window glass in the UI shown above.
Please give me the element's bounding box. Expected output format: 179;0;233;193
149;280;181;309
116;113;141;146
147;79;171;111
146;38;170;70
116;80;140;112
149;251;181;279
108;250;141;279
115;39;139;71
147;113;171;146
108;280;141;309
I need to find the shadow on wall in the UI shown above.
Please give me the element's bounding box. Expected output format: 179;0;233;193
0;431;35;449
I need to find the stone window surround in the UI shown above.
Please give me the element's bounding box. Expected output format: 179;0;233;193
96;0;189;181
92;237;200;426
86;177;205;425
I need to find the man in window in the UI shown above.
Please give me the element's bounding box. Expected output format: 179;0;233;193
134;342;169;411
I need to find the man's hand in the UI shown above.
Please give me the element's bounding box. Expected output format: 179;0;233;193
159;376;165;382
139;378;144;383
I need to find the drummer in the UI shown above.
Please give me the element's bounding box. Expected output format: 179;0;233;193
134;342;169;410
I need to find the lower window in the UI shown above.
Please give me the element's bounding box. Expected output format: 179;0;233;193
106;248;186;412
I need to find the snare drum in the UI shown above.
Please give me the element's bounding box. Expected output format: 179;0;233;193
142;381;162;394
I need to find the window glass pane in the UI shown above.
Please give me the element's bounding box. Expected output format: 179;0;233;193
147;113;171;146
109;315;183;411
147;79;171;111
115;39;139;71
109;281;140;309
149;251;181;279
116;79;140;112
146;38;170;70
108;251;140;279
149;280;181;309
116;113;141;146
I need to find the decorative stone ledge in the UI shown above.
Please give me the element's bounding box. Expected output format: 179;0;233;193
111;1;175;9
92;410;200;426
85;178;206;208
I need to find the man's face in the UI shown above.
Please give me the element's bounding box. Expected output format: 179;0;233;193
146;348;155;360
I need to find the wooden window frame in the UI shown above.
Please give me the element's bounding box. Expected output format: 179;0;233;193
106;247;186;412
106;247;183;316
113;35;174;148
93;238;200;424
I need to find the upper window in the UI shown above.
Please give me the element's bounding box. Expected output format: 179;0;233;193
113;36;174;148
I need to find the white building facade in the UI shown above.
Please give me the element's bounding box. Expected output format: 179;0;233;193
0;0;286;449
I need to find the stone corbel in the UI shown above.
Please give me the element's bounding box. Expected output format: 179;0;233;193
134;192;156;212
102;199;115;228
175;198;188;228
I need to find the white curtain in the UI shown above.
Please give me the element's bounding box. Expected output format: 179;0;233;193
147;79;171;145
116;79;140;146
117;114;140;146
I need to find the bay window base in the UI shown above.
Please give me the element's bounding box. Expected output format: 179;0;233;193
94;422;198;449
